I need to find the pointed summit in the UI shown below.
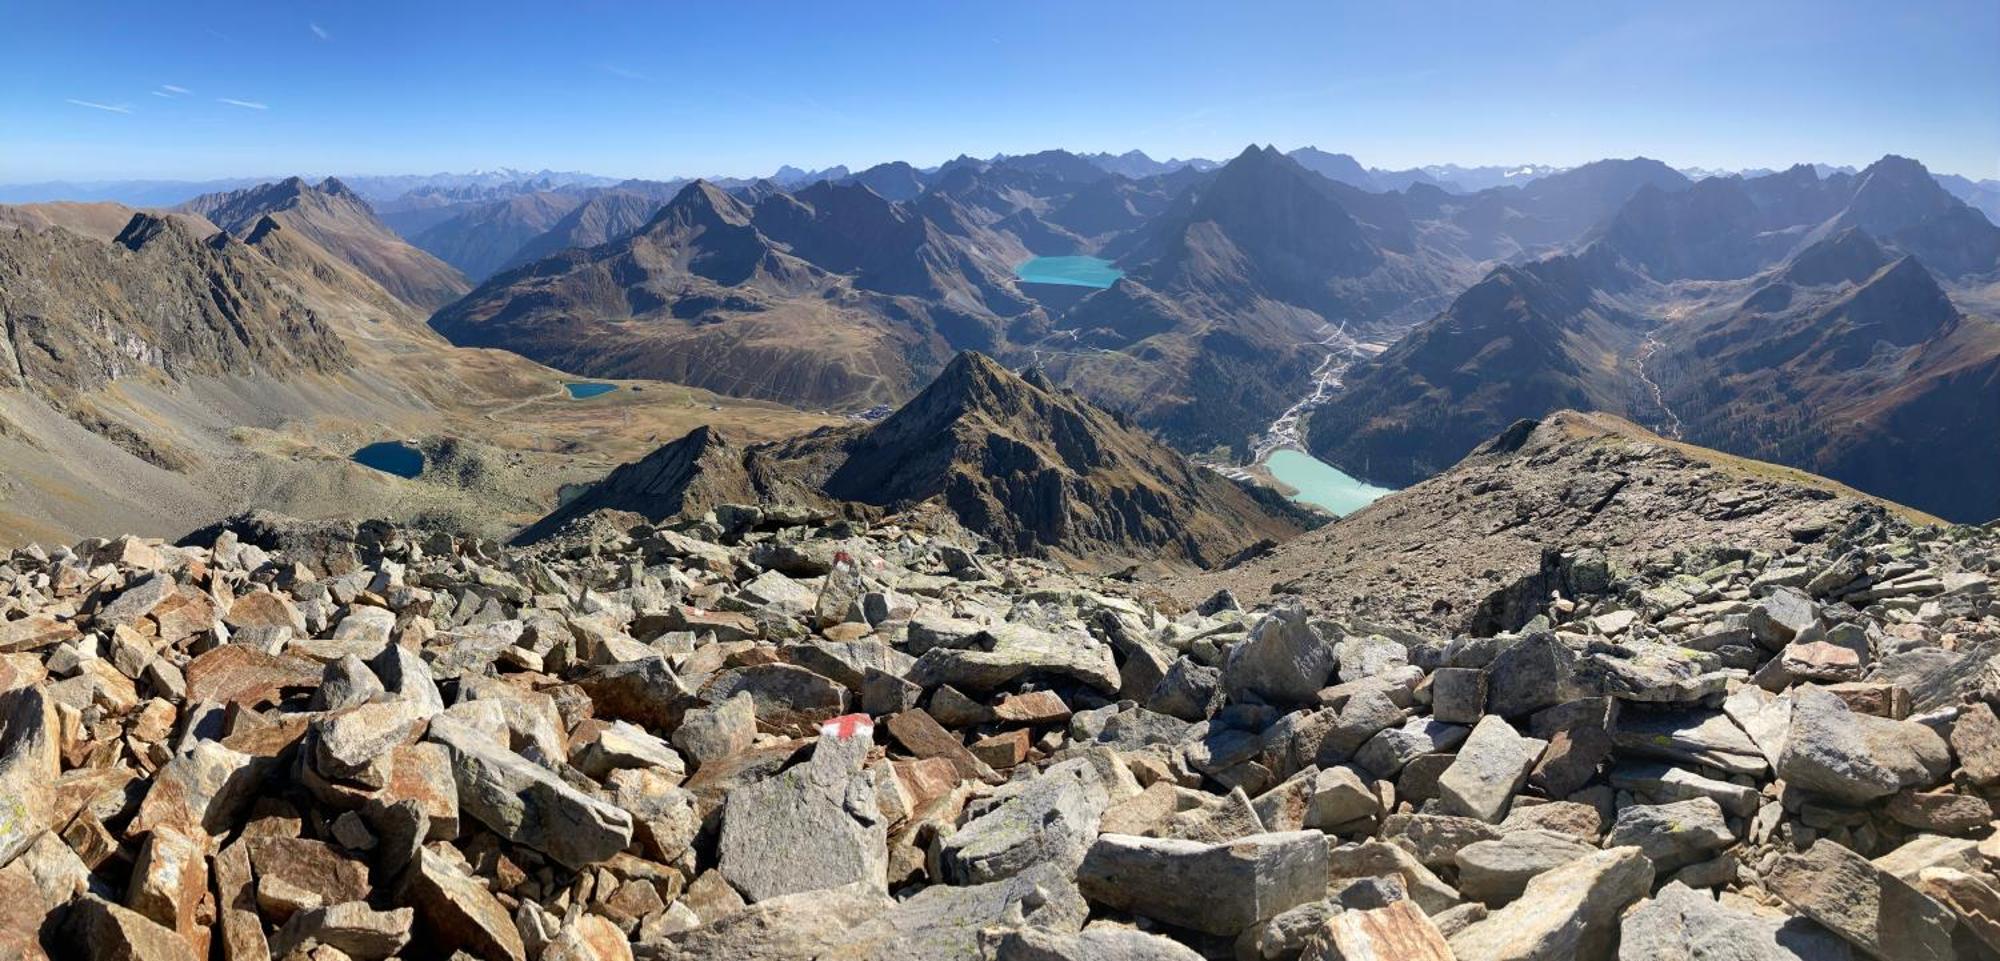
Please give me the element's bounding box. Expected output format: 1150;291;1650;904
179;175;469;309
525;351;1318;567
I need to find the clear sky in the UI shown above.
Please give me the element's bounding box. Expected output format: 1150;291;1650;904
3;0;1995;183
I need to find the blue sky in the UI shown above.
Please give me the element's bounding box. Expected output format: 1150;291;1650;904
2;0;1995;183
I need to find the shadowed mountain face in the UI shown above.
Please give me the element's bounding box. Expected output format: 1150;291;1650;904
1589;156;2000;282
842;162;928;202
181;177;471;309
1652;230;2000;522
1305;246;1647;485
1308;172;2000;524
494;182;684;273
526;352;1320;569
409;190;583;281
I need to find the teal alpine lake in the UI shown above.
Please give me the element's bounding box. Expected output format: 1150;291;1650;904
564;382;618;399
1014;255;1123;288
1264;448;1393;517
352;441;424;479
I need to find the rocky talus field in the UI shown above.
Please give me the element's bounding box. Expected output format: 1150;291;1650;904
0;443;1995;960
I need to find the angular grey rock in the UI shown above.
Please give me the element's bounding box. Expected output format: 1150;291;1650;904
1328;838;1463;916
426;715;633;870
673;690;757;767
1602;798;1733;873
1222;606;1335;706
1765;839;1957;961
1437;715;1546;823
1776;685;1950;804
1383;812;1503;870
572;719;686;781
1354;717;1469;778
1611;707;1767;777
1077;831;1330;936
1607;762;1760;817
1618;881;1855;961
1448;846;1654;961
908;622;1120;693
1316;688;1408;762
1454;829;1599;905
1150;658;1224;722
1483;633;1579;718
717;712;886;901
1749;587;1817;648
982;927;1205;961
940;759;1109;883
1430;667;1487;725
271;902;414;961
309;654;385;712
367;642;445;716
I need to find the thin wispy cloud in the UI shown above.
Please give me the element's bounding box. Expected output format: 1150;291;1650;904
601;64;648;82
217;98;269;111
310;22;331;41
66;98;132;114
152;84;191;98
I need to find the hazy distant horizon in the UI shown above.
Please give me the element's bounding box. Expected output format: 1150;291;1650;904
3;0;1995;183
0;148;1986;200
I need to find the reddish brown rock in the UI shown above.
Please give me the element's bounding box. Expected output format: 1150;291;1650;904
126;826;210;956
992;690;1072;725
210;841;271;961
224;591;307;635
403;846;527;961
970;729;1031;769
64;894;200;961
884;709;1000;784
184;645;317;708
0;614;79;653
248;837;372;922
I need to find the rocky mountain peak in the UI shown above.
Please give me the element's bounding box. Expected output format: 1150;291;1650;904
527;351;1317;568
111;210;201;252
316;175;360;200
646;180;755;234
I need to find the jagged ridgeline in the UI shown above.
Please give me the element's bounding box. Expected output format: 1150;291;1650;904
0;406;1991;958
522;351;1321;570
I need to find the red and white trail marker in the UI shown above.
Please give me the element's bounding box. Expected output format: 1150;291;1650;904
821;713;875;740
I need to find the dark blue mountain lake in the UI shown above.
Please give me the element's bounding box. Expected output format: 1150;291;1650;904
1014;256;1123;288
565;382;618;399
1264;448;1393;517
352;441;424;479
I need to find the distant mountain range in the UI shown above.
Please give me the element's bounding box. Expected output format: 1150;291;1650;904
22;152;1986;214
1306;154;2000;522
8;142;1997;534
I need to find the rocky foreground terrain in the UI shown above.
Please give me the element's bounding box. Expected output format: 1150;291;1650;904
0;420;1994;960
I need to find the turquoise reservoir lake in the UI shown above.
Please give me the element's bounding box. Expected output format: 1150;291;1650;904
565;382;618;399
352;441;424;479
1264;448;1393;517
1015;256;1123;288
